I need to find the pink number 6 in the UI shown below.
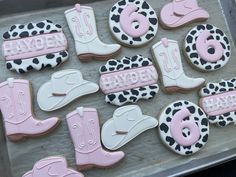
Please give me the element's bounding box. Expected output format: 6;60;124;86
196;30;224;62
170;108;200;146
120;4;150;38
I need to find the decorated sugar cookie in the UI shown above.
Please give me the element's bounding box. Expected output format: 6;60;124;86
37;69;99;111
160;0;209;29
66;107;125;170
109;0;158;47
2;20;69;73
200;77;236;127
152;38;205;93
159;100;209;155
102;105;158;150
184;24;231;71
65;4;121;61
0;78;60;141
22;156;84;177
99;55;159;106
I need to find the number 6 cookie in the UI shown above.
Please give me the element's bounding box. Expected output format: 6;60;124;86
158;100;209;155
109;0;158;47
184;24;231;71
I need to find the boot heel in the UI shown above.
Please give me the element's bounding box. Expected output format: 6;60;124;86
79;54;92;62
8;134;26;141
77;164;94;171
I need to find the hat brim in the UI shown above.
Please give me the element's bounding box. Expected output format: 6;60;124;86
101;115;158;150
37;81;99;111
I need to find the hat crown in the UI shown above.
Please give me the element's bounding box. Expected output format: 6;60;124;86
113;105;143;131
33;157;67;176
51;69;86;95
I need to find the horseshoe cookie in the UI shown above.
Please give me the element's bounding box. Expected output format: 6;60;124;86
109;0;158;47
184;24;231;72
158;100;209;155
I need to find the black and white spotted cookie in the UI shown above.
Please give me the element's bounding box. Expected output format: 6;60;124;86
184;24;231;72
199;77;236;127
109;0;158;47
2;20;69;74
99;55;159;106
159;100;209;156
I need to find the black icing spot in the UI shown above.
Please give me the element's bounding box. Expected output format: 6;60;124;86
160;123;169;133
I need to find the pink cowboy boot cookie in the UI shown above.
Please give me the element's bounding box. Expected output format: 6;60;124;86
0;78;60;141
66;107;125;170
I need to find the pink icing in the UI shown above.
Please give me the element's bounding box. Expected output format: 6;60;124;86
161;38;169;47
160;0;209;28
120;4;149;38
0;79;59;136
172;48;180;69
75;4;81;12
22;156;84;177
196;30;224;62
66;107;124;167
201;90;236;116
83;13;93;35
100;65;158;94
3;32;67;61
159;52;172;73
170;108;200;146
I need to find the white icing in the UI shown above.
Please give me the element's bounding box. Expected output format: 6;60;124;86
158;100;209;156
37;69;99;111
65;5;120;57
152;38;205;91
109;0;158;47
101;105;158;150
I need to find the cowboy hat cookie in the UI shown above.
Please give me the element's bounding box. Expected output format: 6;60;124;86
152;38;205;93
0;78;60;141
22;156;84;177
2;20;69;73
109;0;158;47
160;0;209;29
159;100;209;155
199;77;236;127
37;69;99;111
184;24;231;71
65;4;121;61
99;55;159;106
66;107;125;170
102;105;158;150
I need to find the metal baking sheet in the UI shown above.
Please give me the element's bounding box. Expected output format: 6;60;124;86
1;0;236;177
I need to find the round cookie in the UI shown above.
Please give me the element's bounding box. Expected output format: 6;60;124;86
184;24;231;72
109;0;158;47
158;100;209;156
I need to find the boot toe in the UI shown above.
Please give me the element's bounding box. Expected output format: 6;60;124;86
66;169;84;177
110;151;125;164
40;117;60;131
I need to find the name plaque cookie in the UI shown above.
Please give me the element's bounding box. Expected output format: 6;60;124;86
99;55;159;106
200;77;236;127
2;20;69;73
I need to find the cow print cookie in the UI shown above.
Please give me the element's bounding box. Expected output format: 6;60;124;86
184;24;231;72
159;100;209;155
109;0;158;47
199;77;236;127
99;55;159;106
2;20;69;74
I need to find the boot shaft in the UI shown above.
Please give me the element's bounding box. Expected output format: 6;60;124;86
66;107;101;153
0;78;32;124
152;38;184;80
65;4;97;43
